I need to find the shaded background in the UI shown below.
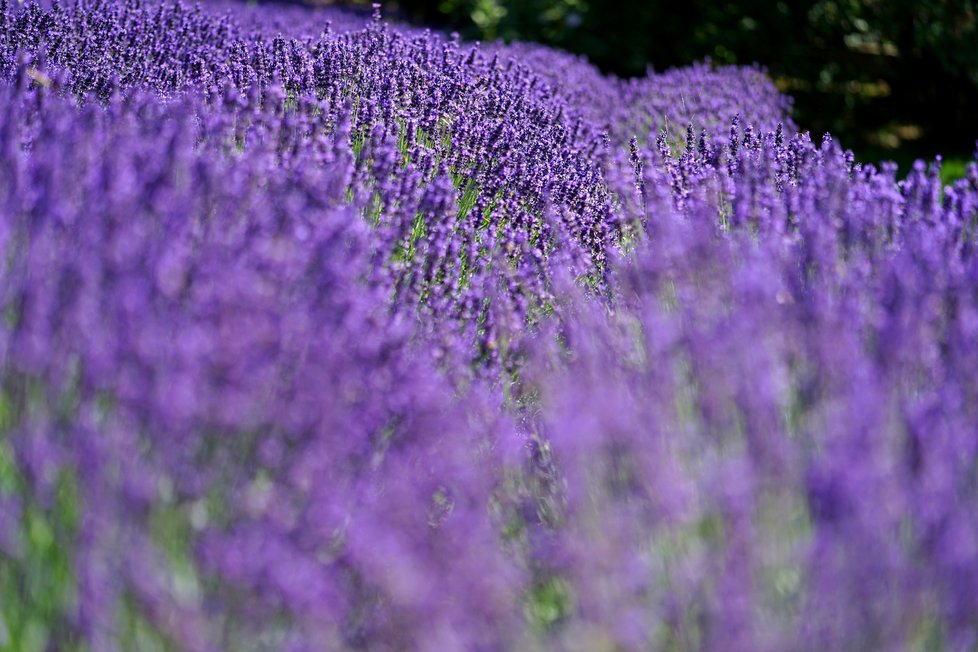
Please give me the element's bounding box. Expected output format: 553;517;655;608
324;0;977;179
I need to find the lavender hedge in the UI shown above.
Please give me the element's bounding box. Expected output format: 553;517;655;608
1;1;977;650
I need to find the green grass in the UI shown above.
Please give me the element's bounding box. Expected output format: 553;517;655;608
939;157;971;186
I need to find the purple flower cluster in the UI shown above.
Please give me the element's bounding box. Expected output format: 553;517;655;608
1;0;977;650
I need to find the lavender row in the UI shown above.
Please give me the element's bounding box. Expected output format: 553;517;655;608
1;0;978;650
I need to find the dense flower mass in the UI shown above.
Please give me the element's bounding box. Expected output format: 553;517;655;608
1;0;977;650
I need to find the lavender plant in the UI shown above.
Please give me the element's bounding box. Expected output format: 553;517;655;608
1;0;977;650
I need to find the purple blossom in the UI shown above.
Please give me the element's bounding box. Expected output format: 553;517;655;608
0;0;977;650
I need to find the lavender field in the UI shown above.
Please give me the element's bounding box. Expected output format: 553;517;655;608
1;0;978;650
